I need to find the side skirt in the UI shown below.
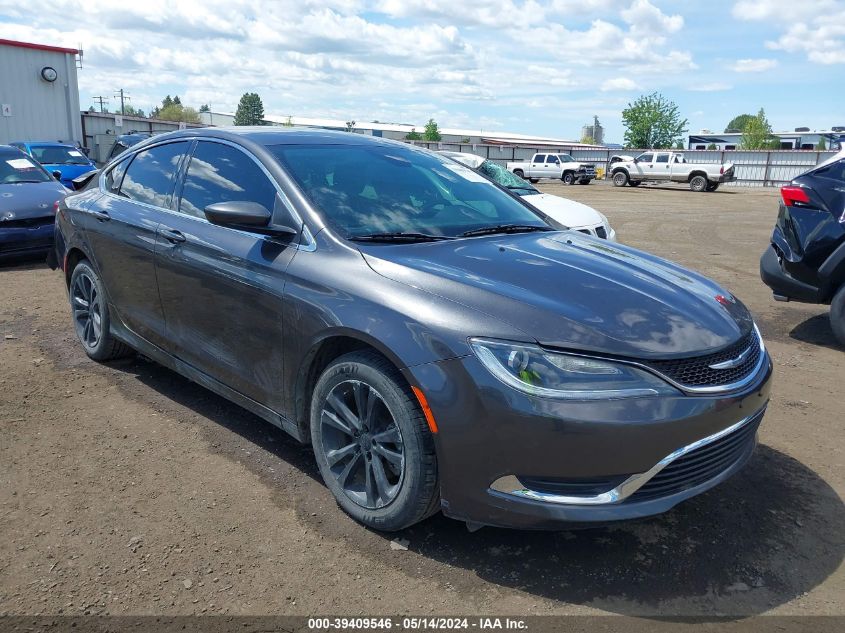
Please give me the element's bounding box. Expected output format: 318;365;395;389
109;312;306;443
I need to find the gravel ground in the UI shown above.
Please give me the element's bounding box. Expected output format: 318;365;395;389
0;180;842;618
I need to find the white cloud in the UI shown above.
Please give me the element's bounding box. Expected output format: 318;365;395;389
733;58;778;72
601;78;640;92
621;0;683;37
733;0;845;65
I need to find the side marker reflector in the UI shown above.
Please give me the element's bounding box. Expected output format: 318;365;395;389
411;386;438;434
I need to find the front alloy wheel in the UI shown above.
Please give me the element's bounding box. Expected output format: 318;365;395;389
319;380;405;509
310;351;439;531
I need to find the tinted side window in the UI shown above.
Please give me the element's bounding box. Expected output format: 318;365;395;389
104;158;131;194
638;153;654;163
533;154;546;163
119;142;188;207
655;154;669;163
546;155;560;164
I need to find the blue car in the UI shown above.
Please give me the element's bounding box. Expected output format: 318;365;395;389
10;141;96;189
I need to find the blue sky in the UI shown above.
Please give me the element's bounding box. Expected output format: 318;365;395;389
1;0;842;143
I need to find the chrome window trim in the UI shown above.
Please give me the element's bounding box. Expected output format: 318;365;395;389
97;136;316;251
490;405;766;506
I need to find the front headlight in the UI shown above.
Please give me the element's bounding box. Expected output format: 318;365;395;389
469;338;678;400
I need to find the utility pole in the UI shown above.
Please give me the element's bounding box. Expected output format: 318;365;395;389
92;96;108;113
113;89;130;115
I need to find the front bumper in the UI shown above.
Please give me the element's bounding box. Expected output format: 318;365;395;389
406;349;772;529
0;222;55;261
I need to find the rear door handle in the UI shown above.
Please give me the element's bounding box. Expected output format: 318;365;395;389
91;210;110;221
160;228;186;243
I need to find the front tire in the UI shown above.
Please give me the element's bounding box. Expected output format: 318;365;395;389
69;260;132;361
690;175;708;192
830;285;845;347
310;351;439;531
562;172;575;185
612;171;629;187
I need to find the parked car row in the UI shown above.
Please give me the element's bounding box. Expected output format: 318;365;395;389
610;151;736;192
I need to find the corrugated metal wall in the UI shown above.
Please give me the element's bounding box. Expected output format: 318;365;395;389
411;142;837;187
0;43;82;145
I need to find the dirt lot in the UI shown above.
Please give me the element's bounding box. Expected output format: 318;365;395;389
1;181;843;618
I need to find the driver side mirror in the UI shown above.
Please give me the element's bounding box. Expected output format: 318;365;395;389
632;157;639;163
204;201;298;238
52;170;62;180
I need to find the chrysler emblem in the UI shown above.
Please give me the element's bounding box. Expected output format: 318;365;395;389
709;346;751;370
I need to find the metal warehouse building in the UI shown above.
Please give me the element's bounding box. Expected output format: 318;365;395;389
0;39;83;146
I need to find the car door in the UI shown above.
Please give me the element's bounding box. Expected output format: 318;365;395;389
81;141;190;348
654;153;670;180
154;139;302;412
530;154;546;178
545;155;561;178
633;153;653;179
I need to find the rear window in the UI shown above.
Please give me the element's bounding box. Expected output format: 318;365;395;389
118;142;189;208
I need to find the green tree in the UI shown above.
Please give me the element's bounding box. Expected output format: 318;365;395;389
199;104;210;113
674;140;684;149
345;120;356;132
816;137;827;150
725;114;755;133
621;92;688;149
120;104;145;117
707;143;718;150
162;95;174;109
423;118;442;142
234;92;265;125
740;108;780;150
157;103;200;123
580;134;595;145
405;128;422;140
172;95;182;106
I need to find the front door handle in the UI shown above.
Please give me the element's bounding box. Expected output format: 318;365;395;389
161;228;186;243
91;210;110;221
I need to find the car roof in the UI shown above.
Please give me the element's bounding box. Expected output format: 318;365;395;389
437;151;485;169
0;144;27;156
135;126;408;148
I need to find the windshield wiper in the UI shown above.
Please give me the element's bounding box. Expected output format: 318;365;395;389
506;185;536;192
459;224;554;238
349;232;455;243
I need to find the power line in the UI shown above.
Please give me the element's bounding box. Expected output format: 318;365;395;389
113;89;131;115
92;96;108;113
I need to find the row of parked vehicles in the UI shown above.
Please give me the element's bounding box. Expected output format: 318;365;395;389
1;130;842;533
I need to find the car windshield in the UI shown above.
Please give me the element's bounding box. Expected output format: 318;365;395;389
30;145;90;166
559;155;575;162
272;144;549;238
478;160;538;195
0;151;52;184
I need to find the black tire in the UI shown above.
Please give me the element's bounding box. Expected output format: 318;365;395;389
612;170;629;187
310;350;439;531
629;180;641;187
830;285;845;348
706;182;720;192
513;169;524;179
562;172;575;185
68;260;133;361
528;178;539;183
689;175;708;192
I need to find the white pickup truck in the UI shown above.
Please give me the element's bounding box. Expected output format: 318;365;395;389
506;153;597;185
609;151;736;192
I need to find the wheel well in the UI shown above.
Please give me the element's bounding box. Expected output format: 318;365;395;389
688;170;708;181
294;336;398;442
612;168;627;177
64;248;87;287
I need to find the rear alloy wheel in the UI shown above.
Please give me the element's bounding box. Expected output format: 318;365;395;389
69;260;132;361
690;175;708;192
311;351;439;531
830;284;845;347
612;171;629;187
562;172;575;185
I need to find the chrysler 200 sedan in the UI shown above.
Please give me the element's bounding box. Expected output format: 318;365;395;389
51;128;772;531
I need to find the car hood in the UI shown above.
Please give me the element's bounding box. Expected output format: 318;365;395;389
0;181;68;219
359;232;753;359
522;193;603;228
